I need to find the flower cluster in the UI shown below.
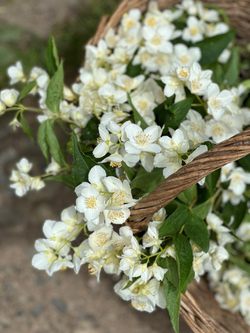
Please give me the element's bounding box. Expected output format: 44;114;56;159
3;0;250;330
10;158;45;196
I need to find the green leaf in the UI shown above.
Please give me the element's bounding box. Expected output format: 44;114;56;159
20;113;34;141
37;121;49;163
196;29;236;66
181;268;195;294
72;133;96;186
80;116;99;141
209;62;224;85
177;185;197;205
192;200;211;219
163;276;180;333
127;93;148;129
223;48;240;86
46;120;67;166
174;234;193;295
46;61;64;113
125;59;143;77
46;36;59;77
159;205;191;237
238;154;250;172
185;215;210;252
17;80;36;103
205;169;220;196
44;174;75;190
158;256;179;288
221;200;247;230
155;97;193;133
122;161;136;181
130;167;164;194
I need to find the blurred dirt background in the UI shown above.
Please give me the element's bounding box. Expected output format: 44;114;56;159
0;0;192;332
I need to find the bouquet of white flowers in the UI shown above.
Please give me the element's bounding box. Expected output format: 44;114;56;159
2;0;250;332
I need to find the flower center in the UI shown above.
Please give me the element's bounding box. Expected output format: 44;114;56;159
108;210;125;222
191;79;202;92
210;98;222;110
180;55;190;65
152;36;162;45
147;17;156;27
96;232;110;246
138;100;149;110
86;196;97;209
135;131;151;147
190;27;198;36
88;264;97;275
112;189;126;205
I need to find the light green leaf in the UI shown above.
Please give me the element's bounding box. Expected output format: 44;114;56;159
46;36;59;77
130;167;164;194
192;200;211;219
17;80;36;103
159;205;191;237
46;61;64;113
127;93;148;129
185;215;210;252
163;276;180;333
196;29;236;66
177;184;197;205
44;174;75;190
20;113;34;141
174;234;193;295
46;120;67;166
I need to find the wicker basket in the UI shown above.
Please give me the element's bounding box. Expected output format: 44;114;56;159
86;1;250;332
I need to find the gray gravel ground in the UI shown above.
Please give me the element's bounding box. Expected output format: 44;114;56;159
0;0;192;332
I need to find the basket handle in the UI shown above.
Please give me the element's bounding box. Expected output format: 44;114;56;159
126;127;250;233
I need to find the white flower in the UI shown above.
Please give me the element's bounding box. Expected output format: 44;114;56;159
30;177;45;191
125;124;161;155
143;226;163;254
206;213;230;233
205;119;236;143
187;62;212;95
88;226;114;251
223;268;244;285
218;48;231;64
207;83;233;120
161;74;185;99
105;28;119;48
0;89;19;107
103;176;137;208
46;158;61;174
193;251;210;282
142;26;175;54
10;171;31;197
98;83;127;104
174;44;201;65
75;185;106;220
46;255;74;276
228;167;250;196
182;16;204;43
206;22;229;37
220;162;236;182
236;222;250;242
159;129;189;157
93;124;113;158
115;74;145;92
197;3;219;22
177;0;198;15
0;100;6;114
222;189;244;206
16;158;32;173
7;61;25;85
209;241;229;271
32;239;57;270
120;9;141;34
240;290;250;316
